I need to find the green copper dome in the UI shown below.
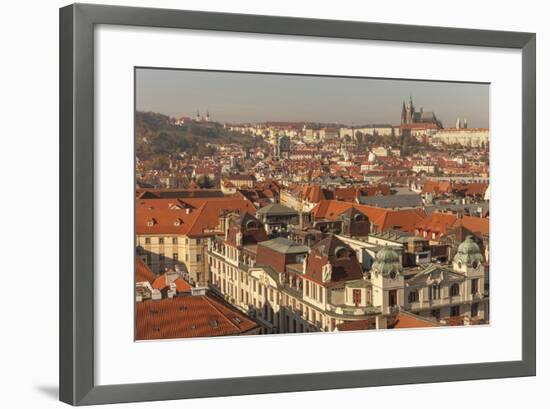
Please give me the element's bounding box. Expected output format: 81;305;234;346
453;235;484;266
372;246;402;277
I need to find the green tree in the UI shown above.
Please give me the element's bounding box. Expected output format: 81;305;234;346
197;175;214;189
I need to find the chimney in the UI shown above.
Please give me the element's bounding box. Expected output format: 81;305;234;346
151;289;162;301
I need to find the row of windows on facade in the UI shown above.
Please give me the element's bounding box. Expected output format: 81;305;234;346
144;252;202;264
406;280;480;304
213;271;325;327
212;256;325;304
143;237;203;245
429;303;479;319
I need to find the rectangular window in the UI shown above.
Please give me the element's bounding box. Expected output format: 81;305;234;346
451;305;460;317
388;289;397;307
430;284;441;300
172;253;178;262
471;279;479;295
172;237;178;245
145;237;151;244
471;303;479;317
196;239;201;245
196;254;202;262
352;289;361;305
159;237;164;244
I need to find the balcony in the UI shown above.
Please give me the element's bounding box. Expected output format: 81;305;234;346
326;303;379;317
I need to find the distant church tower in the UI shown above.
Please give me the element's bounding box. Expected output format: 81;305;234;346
205;111;210;122
401;96;415;125
195;110;201;121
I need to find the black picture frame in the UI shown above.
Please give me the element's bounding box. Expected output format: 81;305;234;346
59;3;536;406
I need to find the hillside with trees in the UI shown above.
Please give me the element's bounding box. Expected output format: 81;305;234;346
135;111;266;162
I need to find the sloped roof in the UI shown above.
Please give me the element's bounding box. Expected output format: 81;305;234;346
455;216;489;237
311;200;425;233
258;237;309;255
358;193;422;209
135;257;155;283
301;185;333;203
336;319;376;331
257;202;298;216
415;212;458;234
151;272;193;293
136;294;258;340
136;196;256;237
389;312;438;329
305;235;364;286
422;181;452;195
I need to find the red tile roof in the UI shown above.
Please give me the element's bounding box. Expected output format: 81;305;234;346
389;313;437;329
151;273;193;293
336;319;376;331
136;294;258;340
135;257;155;283
136;196;256;237
304;235;364;286
453;216;489;236
422;181;452;195
415;212;458;235
311;200;425;233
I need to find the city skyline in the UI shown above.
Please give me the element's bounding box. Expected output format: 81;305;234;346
136;68;490;128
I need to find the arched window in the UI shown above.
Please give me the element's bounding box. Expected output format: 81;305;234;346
450;283;460;297
245;220;258;229
334;246;348;259
408;289;419;303
354;213;366;222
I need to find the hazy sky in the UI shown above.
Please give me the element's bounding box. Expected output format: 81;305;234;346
136;68;489;128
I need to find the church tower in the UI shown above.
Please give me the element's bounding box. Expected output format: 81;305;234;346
406;96;415;124
195;110;201;121
370;246;404;314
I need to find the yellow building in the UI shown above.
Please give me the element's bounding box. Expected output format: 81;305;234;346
136;195;256;285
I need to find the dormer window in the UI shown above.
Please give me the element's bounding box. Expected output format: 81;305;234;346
334;246;348;259
173;218;182;226
146;218;156;227
245;220;258;229
354;213;365;222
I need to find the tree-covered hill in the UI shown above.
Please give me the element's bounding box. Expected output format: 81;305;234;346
135;111;266;161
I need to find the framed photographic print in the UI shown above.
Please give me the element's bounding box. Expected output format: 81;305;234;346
59;3;536;406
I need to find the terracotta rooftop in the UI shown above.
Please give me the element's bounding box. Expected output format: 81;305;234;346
336;319;376;331
136;196;256;237
311;200;425;233
135;257;155;283
415;212;458;235
389;312;438;329
151;272;193;293
136;294;258;340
